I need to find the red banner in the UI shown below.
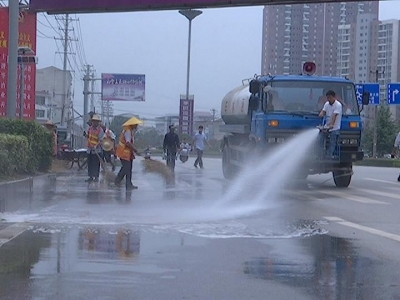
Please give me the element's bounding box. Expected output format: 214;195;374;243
0;8;37;119
179;95;194;135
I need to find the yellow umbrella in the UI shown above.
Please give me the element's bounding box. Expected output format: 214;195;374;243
122;117;143;127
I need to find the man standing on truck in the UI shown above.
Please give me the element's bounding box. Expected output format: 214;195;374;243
319;90;342;158
193;125;210;169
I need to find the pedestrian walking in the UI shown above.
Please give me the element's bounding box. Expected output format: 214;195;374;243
193;125;210;169
163;125;180;172
115;117;143;190
86;114;105;182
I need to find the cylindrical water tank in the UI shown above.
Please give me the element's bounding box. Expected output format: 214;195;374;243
221;84;252;125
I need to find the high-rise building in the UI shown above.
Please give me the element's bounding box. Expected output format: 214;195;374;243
337;17;400;120
261;2;379;76
378;20;400;118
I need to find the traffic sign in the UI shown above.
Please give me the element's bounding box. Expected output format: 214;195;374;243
356;83;380;105
387;83;400;105
356;84;363;105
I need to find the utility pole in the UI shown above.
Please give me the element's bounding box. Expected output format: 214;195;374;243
371;68;384;158
6;0;19;118
55;14;77;126
211;108;217;140
60;14;69;126
90;71;95;112
83;65;91;131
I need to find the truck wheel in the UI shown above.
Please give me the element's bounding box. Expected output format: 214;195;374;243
333;170;352;188
222;146;237;179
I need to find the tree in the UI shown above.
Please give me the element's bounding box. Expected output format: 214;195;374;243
362;105;399;157
376;105;399;156
135;127;164;149
109;115;130;140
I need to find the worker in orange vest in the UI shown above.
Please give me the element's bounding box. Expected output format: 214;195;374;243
101;125;116;171
86;114;104;183
115;117;143;190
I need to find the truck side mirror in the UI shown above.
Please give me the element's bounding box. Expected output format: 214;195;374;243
248;95;260;111
362;92;370;105
249;80;260;94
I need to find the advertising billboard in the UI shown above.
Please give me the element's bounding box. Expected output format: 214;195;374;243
0;8;37;119
30;0;276;13
179;95;194;135
101;73;145;102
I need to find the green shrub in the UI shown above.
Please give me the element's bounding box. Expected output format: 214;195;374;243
0;134;29;176
0;119;53;172
355;158;400;168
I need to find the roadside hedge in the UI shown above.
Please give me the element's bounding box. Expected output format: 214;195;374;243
355;158;400;168
0;119;53;172
0;134;29;176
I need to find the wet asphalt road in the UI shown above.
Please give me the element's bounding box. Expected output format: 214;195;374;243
1;158;400;299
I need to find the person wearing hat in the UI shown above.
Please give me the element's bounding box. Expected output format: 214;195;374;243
101;125;116;171
163;124;180;172
44;119;58;157
86;114;105;183
115;117;143;190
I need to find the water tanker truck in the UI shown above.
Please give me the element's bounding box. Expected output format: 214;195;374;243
220;62;370;188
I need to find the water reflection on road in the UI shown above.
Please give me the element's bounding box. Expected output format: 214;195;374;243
1;225;400;299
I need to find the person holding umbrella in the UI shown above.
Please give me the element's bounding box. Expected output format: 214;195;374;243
115;117;143;190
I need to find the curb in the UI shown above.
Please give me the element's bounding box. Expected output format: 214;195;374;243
0;173;56;213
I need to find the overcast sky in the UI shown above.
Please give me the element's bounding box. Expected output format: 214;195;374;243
36;1;399;121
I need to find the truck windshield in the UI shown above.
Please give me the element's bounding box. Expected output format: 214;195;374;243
265;80;359;116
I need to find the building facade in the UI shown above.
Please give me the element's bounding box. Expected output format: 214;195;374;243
261;2;378;76
337;17;400;121
35;66;72;125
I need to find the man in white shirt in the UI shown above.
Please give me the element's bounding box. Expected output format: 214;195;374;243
319;90;342;158
193;125;210;169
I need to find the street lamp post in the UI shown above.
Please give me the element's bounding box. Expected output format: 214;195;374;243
179;9;202;104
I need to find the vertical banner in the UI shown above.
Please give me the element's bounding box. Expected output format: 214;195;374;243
0;8;37;119
179;95;194;135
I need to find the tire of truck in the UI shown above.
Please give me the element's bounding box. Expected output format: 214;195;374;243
332;169;352;188
222;145;237;180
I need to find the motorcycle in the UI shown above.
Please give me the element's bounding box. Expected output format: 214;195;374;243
179;147;190;163
144;147;151;160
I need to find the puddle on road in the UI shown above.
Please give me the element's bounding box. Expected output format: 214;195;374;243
1;226;400;299
244;235;400;299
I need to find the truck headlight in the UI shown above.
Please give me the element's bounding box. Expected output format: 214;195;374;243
349;139;358;145
267;138;276;143
341;139;350;144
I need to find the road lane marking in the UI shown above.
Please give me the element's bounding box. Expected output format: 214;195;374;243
317;190;388;205
324;216;400;242
283;190;323;201
0;223;30;248
365;178;399;185
300;190;388;204
355;188;400;200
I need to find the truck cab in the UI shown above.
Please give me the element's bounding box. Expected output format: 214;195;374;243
220;65;370;188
